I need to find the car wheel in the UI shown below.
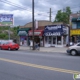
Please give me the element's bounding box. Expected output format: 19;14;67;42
8;47;11;51
70;50;77;56
16;49;18;50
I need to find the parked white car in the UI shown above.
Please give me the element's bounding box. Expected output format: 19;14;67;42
67;43;80;56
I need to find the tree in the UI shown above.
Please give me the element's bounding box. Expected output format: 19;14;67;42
65;6;72;23
54;6;72;24
66;7;71;16
0;26;20;40
54;10;63;22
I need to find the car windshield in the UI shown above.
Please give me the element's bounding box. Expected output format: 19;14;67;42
11;42;16;45
6;42;16;45
76;43;80;46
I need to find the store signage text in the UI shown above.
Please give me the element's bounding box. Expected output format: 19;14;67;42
44;25;68;36
44;32;61;36
29;32;41;35
45;25;62;30
70;30;80;36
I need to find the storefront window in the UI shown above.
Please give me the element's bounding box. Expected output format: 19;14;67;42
77;22;80;28
49;36;52;44
53;37;56;44
63;36;66;44
57;36;61;45
72;22;77;29
77;36;80;42
45;36;47;43
20;36;27;45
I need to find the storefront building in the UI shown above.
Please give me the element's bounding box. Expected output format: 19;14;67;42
17;28;31;46
70;13;80;43
28;30;44;46
70;29;80;43
44;25;69;47
18;20;53;46
18;20;69;47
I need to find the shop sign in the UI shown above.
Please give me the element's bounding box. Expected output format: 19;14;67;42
70;29;80;36
45;25;62;30
44;25;68;36
62;26;68;34
29;32;41;36
18;31;27;36
44;32;61;36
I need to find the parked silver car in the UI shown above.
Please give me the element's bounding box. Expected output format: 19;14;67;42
67;43;80;56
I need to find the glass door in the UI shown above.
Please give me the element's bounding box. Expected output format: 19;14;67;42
52;36;56;46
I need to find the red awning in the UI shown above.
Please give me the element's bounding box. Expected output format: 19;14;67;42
29;30;43;36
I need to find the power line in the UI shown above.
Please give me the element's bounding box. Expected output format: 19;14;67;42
39;7;78;15
0;0;32;12
0;0;80;17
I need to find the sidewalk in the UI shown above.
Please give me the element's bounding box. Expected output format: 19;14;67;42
19;46;68;53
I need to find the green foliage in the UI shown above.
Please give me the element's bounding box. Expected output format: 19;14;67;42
10;26;19;39
65;7;71;16
54;6;72;24
0;33;8;39
0;26;19;40
54;10;62;22
0;26;9;30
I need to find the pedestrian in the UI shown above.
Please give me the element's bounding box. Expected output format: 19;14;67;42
35;42;40;50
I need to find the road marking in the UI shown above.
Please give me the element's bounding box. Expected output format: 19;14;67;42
0;58;80;74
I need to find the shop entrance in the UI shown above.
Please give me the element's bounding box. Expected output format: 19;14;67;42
34;36;40;43
45;36;56;47
51;36;56;46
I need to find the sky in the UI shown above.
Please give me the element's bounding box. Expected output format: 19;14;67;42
0;0;80;26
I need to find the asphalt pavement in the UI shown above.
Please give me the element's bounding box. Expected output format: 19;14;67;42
19;46;68;53
0;50;80;80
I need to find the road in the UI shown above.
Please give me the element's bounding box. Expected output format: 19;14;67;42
0;50;80;80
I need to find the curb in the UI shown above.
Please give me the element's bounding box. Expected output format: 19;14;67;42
19;48;66;53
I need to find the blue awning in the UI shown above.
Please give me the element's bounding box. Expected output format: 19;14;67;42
44;25;67;36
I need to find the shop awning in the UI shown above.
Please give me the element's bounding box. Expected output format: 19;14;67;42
17;28;31;36
70;29;80;36
72;17;80;22
29;30;43;36
44;25;67;36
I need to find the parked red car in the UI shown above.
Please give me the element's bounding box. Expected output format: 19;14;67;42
0;42;4;49
0;42;19;50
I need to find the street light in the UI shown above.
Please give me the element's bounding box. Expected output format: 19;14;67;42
32;0;35;50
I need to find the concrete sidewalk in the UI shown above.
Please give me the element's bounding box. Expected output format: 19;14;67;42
19;46;68;53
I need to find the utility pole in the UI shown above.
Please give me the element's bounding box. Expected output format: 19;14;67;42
8;26;10;40
32;0;35;50
49;8;52;22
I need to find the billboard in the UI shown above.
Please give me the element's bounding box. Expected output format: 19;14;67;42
0;14;13;26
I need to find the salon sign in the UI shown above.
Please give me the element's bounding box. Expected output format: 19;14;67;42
44;25;65;36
